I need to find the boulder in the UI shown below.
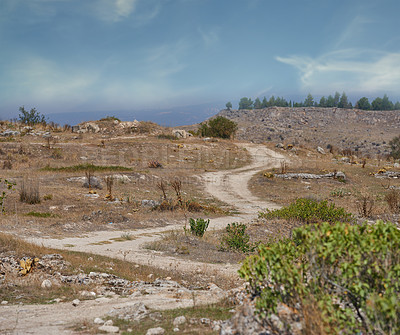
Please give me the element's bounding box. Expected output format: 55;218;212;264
172;129;187;139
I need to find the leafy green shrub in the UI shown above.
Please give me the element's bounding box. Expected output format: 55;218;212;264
259;198;354;224
187;218;209;237
220;222;255;253
239;220;400;334
18;106;46;126
198;116;238;139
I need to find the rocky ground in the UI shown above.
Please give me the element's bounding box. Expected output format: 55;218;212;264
217;107;400;156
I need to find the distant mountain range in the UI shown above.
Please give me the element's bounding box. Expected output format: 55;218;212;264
44;103;223;127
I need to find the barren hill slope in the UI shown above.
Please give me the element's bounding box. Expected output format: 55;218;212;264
217;107;400;156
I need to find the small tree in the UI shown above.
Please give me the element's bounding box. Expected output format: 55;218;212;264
238;97;253;110
225;101;232;110
355;97;371;110
198;116;238;139
303;93;314;107
18;106;46;126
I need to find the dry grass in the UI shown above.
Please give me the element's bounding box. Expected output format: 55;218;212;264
249;146;400;217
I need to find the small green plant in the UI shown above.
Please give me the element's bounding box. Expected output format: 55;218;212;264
43;194;53;201
330;188;351;197
220;222;255;253
239;220;400;334
259;198;354;224
25;211;55;218
0;178;15;213
186;218;209;237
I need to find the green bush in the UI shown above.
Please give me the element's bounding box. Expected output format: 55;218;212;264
18;106;46;126
220;222;255;253
259;198;354;224
239;220;400;334
187;218;209;237
198;116;238;139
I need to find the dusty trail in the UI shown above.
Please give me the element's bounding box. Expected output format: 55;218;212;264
25;143;285;276
1;143;287;334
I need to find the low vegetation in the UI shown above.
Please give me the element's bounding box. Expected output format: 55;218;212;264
41;163;133;172
239;220;400;334
259;198;354;224
186;218;209;237
219;222;255;253
198;116;238;139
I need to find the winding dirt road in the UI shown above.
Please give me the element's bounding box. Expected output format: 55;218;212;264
1;143;286;334
26;143;285;276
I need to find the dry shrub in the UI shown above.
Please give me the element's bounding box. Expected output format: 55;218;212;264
20;179;40;204
342;148;354;157
2;160;12;170
148;160;162;168
280;160;288;174
302;297;329;335
356;194;374;217
385;189;400;213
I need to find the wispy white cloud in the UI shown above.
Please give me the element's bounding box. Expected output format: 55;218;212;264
3;57;99;104
94;0;139;22
276;49;400;94
334;15;374;49
198;27;219;47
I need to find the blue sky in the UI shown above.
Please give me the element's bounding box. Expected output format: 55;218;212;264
1;0;400;119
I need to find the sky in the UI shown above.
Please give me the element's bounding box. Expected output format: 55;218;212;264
1;0;400;120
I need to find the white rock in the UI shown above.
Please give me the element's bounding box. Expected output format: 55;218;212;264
173;316;186;326
98;325;120;333
146;327;165;335
104;320;113;326
1;301;8;305
317;146;326;154
173;328;179;332
72;299;80;306
94;317;104;324
41;279;52;289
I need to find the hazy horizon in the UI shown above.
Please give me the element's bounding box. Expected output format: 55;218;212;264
1;0;400;121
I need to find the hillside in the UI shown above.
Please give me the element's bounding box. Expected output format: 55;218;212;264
217;107;400;156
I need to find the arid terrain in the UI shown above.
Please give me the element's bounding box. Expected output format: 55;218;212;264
0;113;400;334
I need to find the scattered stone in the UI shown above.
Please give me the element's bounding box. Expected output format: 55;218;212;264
200;318;211;325
94;318;105;325
172;129;187;139
107;302;149;321
72;299;80;306
146;327;165;335
98;325;120;333
41;279;52;289
149;312;163;322
317;146;325;154
173;316;186;326
104;320;113;326
1;301;8;305
173;327;180;332
275;143;284;149
83;176;102;189
141;199;159;208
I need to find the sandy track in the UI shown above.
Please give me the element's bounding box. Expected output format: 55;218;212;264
1;143;286;334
